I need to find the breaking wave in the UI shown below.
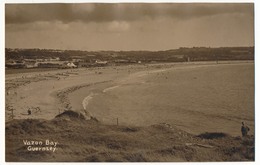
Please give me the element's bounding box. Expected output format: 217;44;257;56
103;85;120;93
82;92;96;110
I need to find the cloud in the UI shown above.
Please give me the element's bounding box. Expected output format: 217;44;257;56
71;3;95;14
107;21;130;32
5;3;254;24
6;20;70;32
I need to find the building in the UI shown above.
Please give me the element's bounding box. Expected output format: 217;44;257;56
25;62;38;68
95;60;108;66
61;62;77;68
5;61;25;69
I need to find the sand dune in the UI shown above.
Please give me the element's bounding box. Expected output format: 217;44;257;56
5;111;254;162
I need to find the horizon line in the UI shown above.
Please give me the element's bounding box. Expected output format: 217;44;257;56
5;46;255;52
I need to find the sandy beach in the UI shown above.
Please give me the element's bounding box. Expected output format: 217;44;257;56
5;61;254;136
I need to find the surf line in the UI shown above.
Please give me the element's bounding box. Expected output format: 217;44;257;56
103;85;120;93
81;92;99;118
83;84;120;110
82;92;97;110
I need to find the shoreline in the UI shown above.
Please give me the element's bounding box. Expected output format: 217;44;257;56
5;61;255;137
68;62;254;136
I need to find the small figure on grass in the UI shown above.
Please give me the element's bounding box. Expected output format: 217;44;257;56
241;122;250;137
27;109;32;115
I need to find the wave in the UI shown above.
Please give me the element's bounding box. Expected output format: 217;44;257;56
82;92;96;110
103;85;120;93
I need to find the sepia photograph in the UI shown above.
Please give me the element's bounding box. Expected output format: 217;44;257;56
4;1;255;162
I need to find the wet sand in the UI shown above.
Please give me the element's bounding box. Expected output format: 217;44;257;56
6;61;254;136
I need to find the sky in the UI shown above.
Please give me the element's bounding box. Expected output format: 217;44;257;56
5;3;254;51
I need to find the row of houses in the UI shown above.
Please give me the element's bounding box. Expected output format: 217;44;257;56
24;57;60;63
5;60;77;69
6;56;144;69
6;59;110;69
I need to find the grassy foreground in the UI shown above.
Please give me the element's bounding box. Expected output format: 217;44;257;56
6;111;254;162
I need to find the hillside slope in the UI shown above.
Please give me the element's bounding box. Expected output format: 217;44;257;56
6;111;254;162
